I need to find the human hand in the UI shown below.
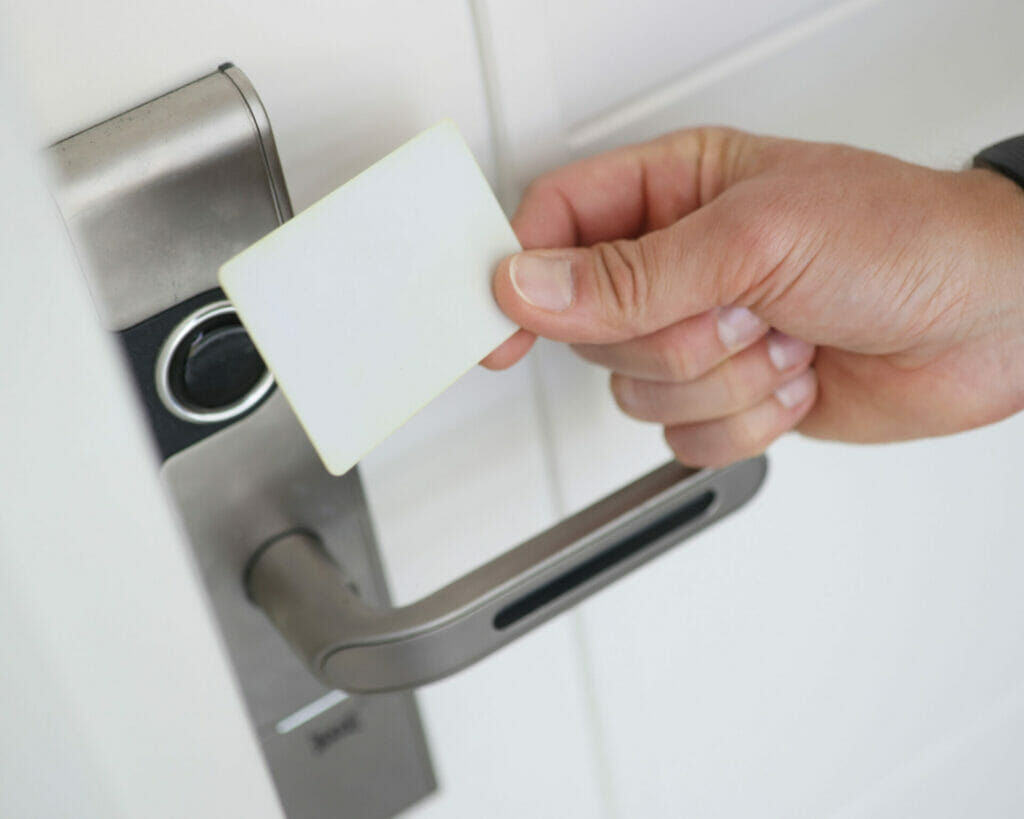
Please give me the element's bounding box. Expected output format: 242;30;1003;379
482;127;1024;467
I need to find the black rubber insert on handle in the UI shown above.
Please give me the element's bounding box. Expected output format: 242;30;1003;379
493;490;716;630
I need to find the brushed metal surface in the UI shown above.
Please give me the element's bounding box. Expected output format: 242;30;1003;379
163;391;436;815
249;457;768;693
47;65;434;819
49;66;291;330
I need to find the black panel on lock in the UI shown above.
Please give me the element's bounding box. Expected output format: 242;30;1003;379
172;315;265;410
119;288;275;460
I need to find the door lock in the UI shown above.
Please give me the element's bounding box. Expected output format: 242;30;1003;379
46;61;768;817
47;64;435;819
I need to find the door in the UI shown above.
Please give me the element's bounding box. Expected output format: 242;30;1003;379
4;0;1024;816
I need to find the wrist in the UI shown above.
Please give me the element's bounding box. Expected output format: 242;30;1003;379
961;162;1024;418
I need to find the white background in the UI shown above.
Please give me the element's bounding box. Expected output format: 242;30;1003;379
3;0;1024;816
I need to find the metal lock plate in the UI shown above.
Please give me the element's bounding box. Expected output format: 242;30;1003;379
47;64;435;819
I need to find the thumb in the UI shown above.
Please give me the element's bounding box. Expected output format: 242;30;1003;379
492;199;757;344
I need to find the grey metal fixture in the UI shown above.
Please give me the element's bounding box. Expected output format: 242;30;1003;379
47;64;434;819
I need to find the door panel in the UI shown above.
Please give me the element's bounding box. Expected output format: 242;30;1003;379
479;0;1024;815
10;0;1024;815
543;0;838;126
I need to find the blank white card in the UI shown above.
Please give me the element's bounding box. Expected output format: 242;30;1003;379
220;121;520;475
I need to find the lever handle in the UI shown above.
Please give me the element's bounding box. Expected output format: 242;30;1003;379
246;457;767;693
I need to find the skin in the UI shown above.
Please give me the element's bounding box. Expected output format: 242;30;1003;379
481;127;1024;467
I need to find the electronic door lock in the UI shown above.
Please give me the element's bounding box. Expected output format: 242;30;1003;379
47;64;436;819
248;457;766;693
47;61;768;817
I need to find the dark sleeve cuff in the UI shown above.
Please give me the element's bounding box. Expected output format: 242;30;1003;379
974;135;1024;189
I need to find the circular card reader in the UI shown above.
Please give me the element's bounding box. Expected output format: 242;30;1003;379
155;300;274;424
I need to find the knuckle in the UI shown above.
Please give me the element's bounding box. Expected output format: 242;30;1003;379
733;210;782;266
516;177;573;234
663;424;713;468
730;410;774;457
611;374;653;420
610;373;635;412
656;339;699;382
591;240;651;332
718;358;749;409
663;425;691;462
520;175;557;205
719;198;794;288
569;342;600;366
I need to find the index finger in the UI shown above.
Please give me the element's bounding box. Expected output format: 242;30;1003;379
511;126;747;250
483;127;755;369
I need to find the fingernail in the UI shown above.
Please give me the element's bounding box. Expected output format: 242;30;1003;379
509;253;574;312
717;306;765;350
775;369;816;409
767;332;815;371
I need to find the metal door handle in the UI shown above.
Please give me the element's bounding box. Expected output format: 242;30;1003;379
246;456;767;693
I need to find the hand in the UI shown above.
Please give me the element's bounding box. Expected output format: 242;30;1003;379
482;127;1024;467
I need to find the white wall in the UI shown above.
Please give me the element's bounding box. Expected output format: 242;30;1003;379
3;0;1024;816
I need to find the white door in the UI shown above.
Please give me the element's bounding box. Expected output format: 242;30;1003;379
3;0;1023;815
